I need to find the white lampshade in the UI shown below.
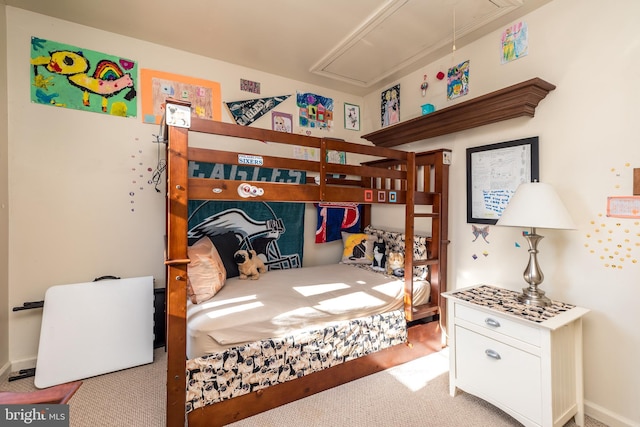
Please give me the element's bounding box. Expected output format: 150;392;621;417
497;182;575;230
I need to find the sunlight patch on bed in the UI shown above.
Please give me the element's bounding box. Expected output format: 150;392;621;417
198;294;258;309
372;281;403;297
294;282;350;297
204;301;263;319
386;349;450;392
318;291;385;310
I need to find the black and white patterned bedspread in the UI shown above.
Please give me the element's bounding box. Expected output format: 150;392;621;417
185;310;407;412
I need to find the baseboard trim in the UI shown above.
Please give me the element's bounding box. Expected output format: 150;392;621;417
585;400;639;427
0;360;10;383
10;356;37;375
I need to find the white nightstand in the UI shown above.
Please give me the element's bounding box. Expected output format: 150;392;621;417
443;285;589;427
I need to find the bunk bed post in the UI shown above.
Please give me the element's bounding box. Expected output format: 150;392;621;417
165;119;190;427
435;150;450;338
404;152;416;321
319;138;327;201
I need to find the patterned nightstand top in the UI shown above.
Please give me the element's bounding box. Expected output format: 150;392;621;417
449;285;575;323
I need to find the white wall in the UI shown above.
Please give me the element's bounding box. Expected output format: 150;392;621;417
5;7;362;368
364;0;640;425
0;3;10;378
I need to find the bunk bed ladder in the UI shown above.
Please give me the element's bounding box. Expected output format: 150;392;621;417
404;150;449;326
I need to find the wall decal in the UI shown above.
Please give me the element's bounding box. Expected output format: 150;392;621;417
584;163;640;269
471;225;490;243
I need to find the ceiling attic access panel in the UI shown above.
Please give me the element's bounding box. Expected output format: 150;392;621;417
362;78;556;147
310;0;527;88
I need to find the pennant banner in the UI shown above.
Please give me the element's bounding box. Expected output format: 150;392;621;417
225;95;290;126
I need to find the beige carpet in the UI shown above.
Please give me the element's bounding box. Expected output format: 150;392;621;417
1;348;607;427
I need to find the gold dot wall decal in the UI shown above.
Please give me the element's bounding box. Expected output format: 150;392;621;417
584;164;640;269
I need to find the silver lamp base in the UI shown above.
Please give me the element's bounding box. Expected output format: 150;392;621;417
519;229;552;307
517;286;551;307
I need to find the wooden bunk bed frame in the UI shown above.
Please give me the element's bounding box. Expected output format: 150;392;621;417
164;103;450;426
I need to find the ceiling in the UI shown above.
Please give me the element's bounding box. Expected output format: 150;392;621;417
5;0;552;96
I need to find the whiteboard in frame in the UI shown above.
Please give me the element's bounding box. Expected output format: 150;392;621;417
466;137;539;224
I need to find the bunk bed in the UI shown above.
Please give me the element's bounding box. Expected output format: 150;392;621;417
164;100;450;426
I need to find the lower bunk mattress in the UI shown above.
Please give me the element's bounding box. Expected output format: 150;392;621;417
186;263;430;358
185;263;430;412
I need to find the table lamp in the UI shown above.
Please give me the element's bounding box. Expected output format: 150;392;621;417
496;182;575;306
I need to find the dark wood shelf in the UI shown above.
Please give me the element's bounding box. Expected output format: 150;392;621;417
362;78;556;147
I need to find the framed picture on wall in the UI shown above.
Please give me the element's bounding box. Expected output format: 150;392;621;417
272;111;293;133
381;84;400;127
344;103;360;131
466;137;539;224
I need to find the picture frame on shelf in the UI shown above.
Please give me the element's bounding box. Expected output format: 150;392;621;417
466;137;539;224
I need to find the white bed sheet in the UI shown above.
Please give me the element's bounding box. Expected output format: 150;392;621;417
186;263;429;358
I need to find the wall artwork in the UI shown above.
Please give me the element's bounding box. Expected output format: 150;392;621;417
30;36;138;117
272;111;293;133
447;60;470;100
326;150;346;165
297;92;334;130
501;21;528;64
293;146;320;161
344;103;360;131
240;78;261;94
381;84;400;127
140;69;221;124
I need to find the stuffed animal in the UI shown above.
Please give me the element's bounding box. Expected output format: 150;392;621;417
387;251;405;277
234;249;267;280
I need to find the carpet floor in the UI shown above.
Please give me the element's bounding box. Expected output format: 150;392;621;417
1;348;608;427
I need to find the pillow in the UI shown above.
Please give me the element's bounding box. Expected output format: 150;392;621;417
187;236;226;304
341;232;375;264
208;232;242;278
365;226;431;279
372;240;387;271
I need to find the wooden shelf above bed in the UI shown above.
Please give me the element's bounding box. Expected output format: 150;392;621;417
361;78;556;148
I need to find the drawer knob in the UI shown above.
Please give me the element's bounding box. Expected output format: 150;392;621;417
485;349;501;360
484;318;501;328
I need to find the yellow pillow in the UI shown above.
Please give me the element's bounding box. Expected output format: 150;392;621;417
187;236;226;304
341;232;374;264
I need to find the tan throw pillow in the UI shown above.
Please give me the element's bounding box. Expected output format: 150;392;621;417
187;236;226;304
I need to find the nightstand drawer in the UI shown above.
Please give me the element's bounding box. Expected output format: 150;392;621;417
455;303;541;346
455;325;542;424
